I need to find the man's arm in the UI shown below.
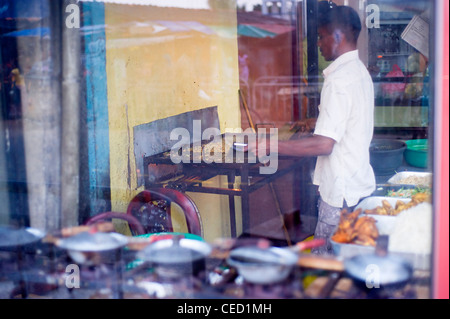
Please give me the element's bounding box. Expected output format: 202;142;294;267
277;134;335;157
249;134;335;158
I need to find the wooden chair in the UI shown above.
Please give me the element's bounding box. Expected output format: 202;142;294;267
85;188;203;237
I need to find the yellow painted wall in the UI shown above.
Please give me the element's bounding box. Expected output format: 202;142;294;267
103;4;241;241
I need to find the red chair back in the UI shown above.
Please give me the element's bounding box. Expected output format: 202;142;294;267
85;211;146;235
126;188;203;237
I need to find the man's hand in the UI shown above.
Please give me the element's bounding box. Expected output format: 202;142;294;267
248;137;273;157
290;118;317;133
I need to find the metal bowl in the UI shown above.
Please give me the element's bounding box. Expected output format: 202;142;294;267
56;231;129;265
344;254;413;288
137;237;212;278
227;246;298;285
0;226;45;250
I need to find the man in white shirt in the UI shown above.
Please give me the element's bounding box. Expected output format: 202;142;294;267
250;5;375;254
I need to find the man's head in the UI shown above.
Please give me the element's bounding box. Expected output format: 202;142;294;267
317;5;362;61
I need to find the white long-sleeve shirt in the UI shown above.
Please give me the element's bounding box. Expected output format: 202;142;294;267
313;50;376;208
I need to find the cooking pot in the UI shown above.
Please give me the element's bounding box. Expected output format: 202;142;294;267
0;226;46;251
55;231;129;265
298;252;413;290
226;239;325;285
343;253;413;289
227;246;298;284
137;236;212;279
370;139;406;175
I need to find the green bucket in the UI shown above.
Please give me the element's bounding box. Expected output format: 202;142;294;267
404;139;428;168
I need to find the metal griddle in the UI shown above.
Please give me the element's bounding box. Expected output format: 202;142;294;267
143;133;306;239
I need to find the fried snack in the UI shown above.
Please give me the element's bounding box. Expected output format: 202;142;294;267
411;192;431;204
332;208;379;247
352;216;379;246
353;234;377;247
331;208;359;243
365;206;387;215
364;192;431;217
381;200;393;212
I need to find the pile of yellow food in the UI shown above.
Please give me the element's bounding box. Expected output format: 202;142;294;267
364;192;431;216
331;209;379;246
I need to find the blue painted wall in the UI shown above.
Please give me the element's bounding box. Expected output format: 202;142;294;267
81;2;110;217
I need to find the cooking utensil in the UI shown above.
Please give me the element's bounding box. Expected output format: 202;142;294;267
233;142;248;152
297;254;345;272
137;236;212;278
0;226;46;250
42;222;116;246
299;236;413;290
227;246;298;284
289;238;326;253
344;253;413;287
370;139;406;175
223;132;253;153
298;253;413;288
55;231;129;265
226;239;326;285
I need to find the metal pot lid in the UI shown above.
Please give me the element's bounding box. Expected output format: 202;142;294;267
0;226;45;248
56;231;128;252
227;246;298;267
344;254;413;285
137;237;211;264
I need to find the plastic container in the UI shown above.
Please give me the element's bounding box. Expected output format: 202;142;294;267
404;139;428;168
370;139;407;175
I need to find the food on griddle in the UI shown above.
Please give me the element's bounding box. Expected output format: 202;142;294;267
178;137;233;161
364;193;431;216
331;209;379;246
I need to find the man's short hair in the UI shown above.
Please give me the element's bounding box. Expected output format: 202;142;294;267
318;4;362;44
